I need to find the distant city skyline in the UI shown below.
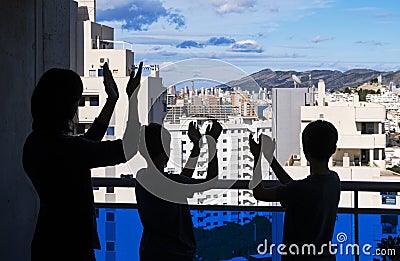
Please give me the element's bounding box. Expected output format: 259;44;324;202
97;0;400;74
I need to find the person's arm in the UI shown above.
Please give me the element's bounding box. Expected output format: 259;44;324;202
249;134;280;201
122;62;143;161
204;120;222;181
72;62;143;169
261;135;293;184
175;120;221;184
83;62;118;141
181;122;202;178
270;157;293;184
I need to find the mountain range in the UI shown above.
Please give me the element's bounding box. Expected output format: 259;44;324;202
218;68;400;91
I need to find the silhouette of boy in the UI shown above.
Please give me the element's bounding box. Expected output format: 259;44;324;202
249;120;340;260
135;120;222;261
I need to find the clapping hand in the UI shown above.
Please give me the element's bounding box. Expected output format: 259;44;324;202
261;134;275;163
103;62;119;101
187;121;202;145
205;120;222;141
126;61;143;99
249;133;261;160
249;134;275;162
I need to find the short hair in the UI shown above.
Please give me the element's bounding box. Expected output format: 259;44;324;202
143;123;171;161
302;120;338;161
31;68;83;132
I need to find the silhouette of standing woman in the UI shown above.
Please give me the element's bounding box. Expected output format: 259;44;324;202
23;62;143;261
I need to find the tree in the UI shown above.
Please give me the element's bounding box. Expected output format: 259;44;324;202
370;78;379;84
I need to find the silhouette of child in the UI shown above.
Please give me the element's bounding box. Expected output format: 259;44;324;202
249;120;340;260
23;62;143;260
135;120;222;261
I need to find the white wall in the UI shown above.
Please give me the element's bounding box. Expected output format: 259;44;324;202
272;88;308;164
0;1;76;260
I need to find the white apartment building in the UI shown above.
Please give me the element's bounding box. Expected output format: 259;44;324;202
281;80;400;209
163;86;275;229
75;0;167;203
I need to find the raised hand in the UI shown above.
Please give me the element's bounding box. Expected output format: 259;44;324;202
187;121;201;144
261;134;275;163
205;120;222;141
103;62;119;101
249;133;261;160
126;61;143;98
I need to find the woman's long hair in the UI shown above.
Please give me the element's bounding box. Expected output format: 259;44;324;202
31;68;83;133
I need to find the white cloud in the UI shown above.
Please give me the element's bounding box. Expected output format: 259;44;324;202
96;0;132;11
211;0;256;14
229;39;263;53
312;35;334;43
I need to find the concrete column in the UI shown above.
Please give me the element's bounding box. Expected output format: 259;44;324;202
378;149;383;160
0;1;76;260
378;122;382;134
369;149;374;165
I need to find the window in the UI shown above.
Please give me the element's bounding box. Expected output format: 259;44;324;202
98;68;104;76
223;158;227;161
381;215;398;234
223;139;227;143
182;150;186;154
78;97;85;107
182;131;186;135
90;96;99;106
106;127;115;136
222;175;227;179
213;213;218;216
223;194;227;197
89;70;96;77
222;166;227;170
112;69;118;74
361;122;375;134
223;130;227;134
223;148;227;152
381;192;397;205
106;242;115;251
182;141;186;144
106;212;115;222
106;187;114;193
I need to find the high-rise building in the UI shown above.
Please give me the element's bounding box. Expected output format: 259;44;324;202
75;2;167;204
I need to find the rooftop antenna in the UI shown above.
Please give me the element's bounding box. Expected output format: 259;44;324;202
292;74;302;88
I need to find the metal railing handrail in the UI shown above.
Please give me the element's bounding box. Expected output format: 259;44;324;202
92;177;400;261
92;178;400;192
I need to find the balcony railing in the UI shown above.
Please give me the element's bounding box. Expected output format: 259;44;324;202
93;178;400;261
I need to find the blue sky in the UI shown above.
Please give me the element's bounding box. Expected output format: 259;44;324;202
96;0;400;74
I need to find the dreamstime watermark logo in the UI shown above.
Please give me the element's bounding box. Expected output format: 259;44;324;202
256;233;397;257
336;232;347;243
